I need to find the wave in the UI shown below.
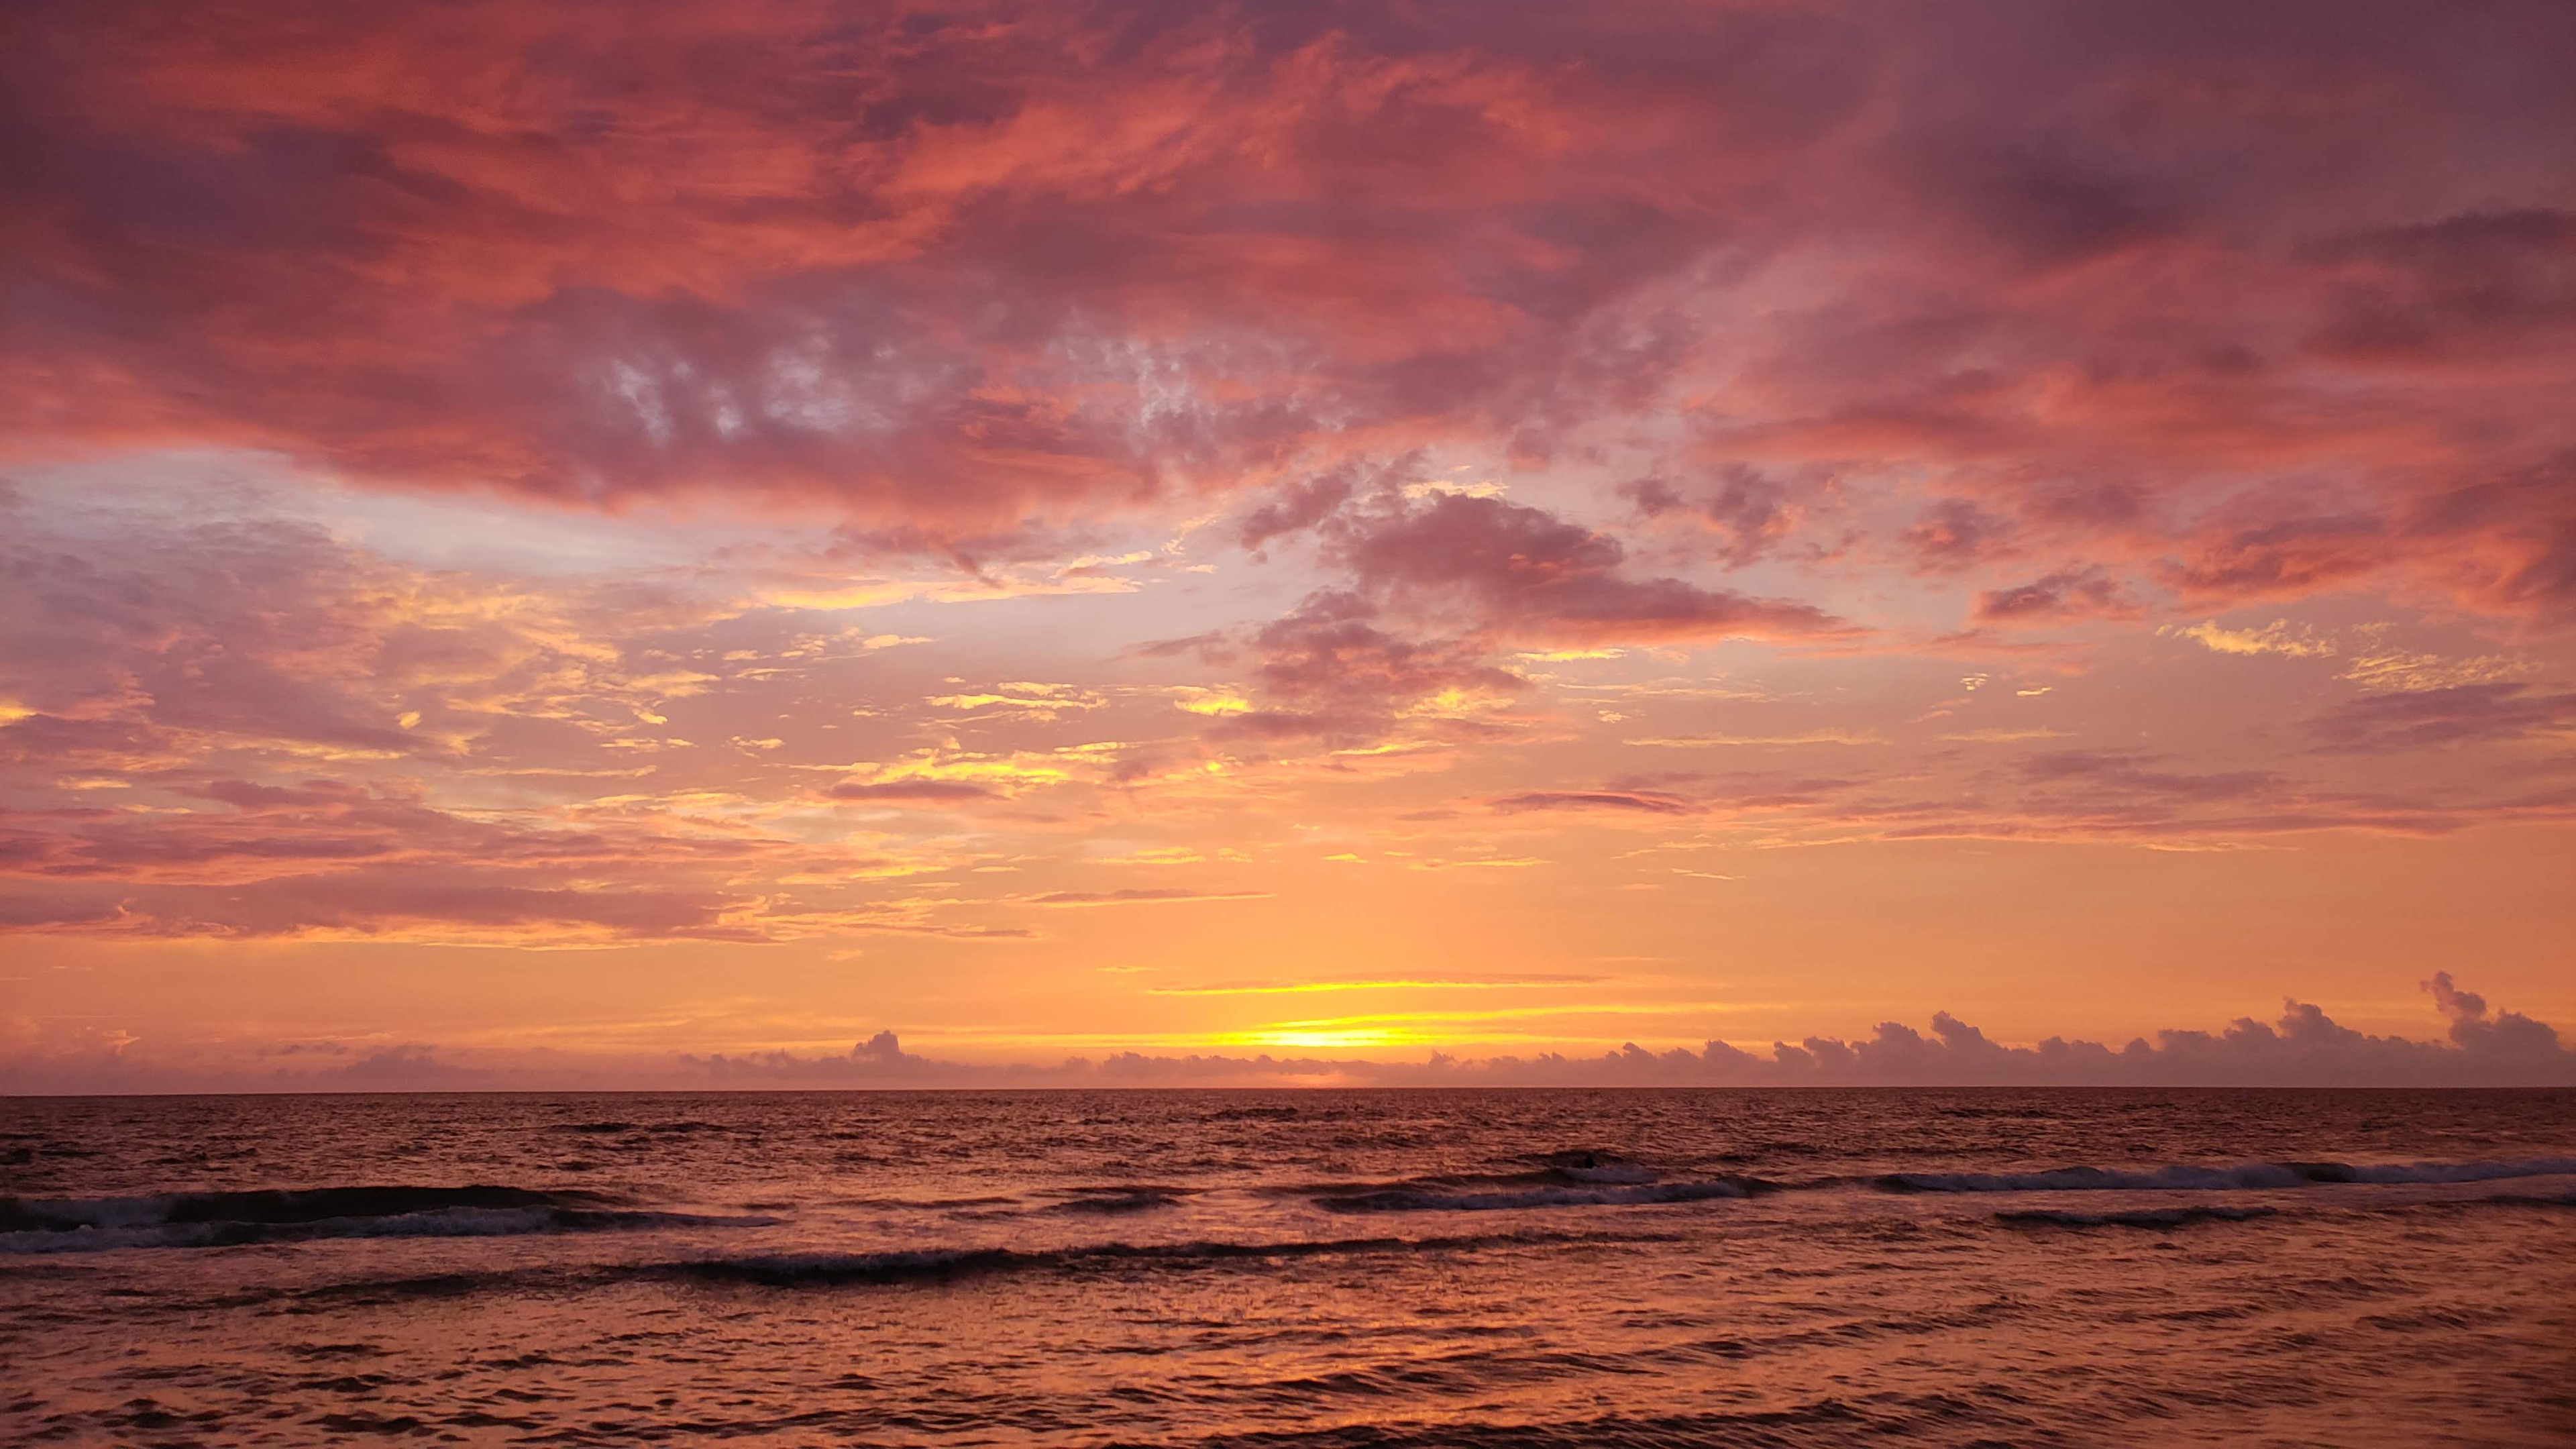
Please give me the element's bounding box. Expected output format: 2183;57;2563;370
833;1193;1024;1212
673;1246;1039;1285
2304;1158;2576;1185
1997;1205;2277;1230
0;1184;777;1254
2;1183;625;1232
545;1120;733;1136
1042;1186;1193;1216
1285;1150;1763;1214
663;1229;1634;1287
1289;1154;2576;1215
1174;1401;1876;1449
2397;1187;2576;1214
213;1226;1676;1306
1313;1179;1754;1214
1528;1150;1660;1185
1870;1157;2576;1195
2478;1189;2576;1208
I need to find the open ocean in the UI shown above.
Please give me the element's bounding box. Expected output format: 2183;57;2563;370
4;1089;2573;1447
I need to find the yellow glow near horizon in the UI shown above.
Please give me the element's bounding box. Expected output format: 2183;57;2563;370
1149;977;1595;996
1212;1026;1431;1050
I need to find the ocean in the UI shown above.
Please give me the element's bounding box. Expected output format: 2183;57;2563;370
3;1089;2572;1446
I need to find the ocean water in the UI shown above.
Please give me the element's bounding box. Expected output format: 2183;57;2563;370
3;1089;2573;1447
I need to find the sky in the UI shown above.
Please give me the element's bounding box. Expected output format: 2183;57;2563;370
3;0;2573;1091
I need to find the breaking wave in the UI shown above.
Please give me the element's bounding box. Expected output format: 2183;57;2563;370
0;1185;777;1255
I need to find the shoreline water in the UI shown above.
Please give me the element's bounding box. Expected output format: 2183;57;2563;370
7;1088;2572;1446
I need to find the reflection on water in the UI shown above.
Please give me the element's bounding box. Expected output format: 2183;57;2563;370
3;1088;2572;1446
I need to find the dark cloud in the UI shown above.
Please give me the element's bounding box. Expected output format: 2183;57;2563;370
1619;467;1803;568
1489;790;1697;817
0;869;753;942
1238;467;1360;551
829;780;1003;804
1900;500;2019;574
1474;749;2576;849
2018;750;2285;803
1323;492;1843;647
2307;684;2576;753
2159;514;2388;602
1972;567;2129;625
327;1044;487;1086
1228;588;1527;740
0;0;2568;612
1121;631;1239;665
1015;888;1272;908
2308;209;2576;363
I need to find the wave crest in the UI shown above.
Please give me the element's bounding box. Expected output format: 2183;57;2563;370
1998;1205;2277;1230
1872;1157;2576;1194
0;1184;776;1254
666;1229;1633;1287
1314;1179;1754;1214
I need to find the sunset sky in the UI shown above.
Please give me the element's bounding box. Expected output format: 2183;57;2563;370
4;1;2572;1090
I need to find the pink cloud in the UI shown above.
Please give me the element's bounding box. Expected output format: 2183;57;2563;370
1;0;2563;611
1;3;2572;1077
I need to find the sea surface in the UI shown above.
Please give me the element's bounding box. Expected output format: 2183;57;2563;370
3;1089;2573;1447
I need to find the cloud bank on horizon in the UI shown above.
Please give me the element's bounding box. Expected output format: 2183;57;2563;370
678;973;2573;1089
6;974;2568;1093
1;1;2572;1087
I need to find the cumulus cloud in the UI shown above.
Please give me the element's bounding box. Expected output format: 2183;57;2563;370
2424;971;2563;1058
